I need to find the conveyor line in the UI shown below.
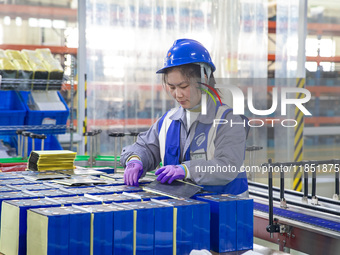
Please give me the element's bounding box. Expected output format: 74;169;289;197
250;181;340;254
254;202;340;232
249;181;340;215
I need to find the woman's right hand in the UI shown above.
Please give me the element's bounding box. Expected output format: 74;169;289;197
123;160;143;186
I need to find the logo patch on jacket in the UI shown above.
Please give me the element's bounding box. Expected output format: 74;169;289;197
195;133;206;147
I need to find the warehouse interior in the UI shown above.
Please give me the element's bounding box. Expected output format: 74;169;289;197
0;0;339;254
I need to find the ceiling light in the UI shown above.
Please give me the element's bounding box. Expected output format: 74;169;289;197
39;18;52;28
28;18;38;27
15;17;22;26
53;20;66;29
4;16;11;26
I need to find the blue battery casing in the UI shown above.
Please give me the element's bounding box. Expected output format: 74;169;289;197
236;197;253;250
110;204;134;255
78;203;134;255
2;198;61;255
158;199;210;255
123;201;173;255
196;195;237;252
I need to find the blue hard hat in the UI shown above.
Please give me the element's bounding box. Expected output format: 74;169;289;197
156;38;216;73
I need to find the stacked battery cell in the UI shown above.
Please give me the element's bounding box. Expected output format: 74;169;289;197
63;186;116;196
153;198;210;254
196;194;253;252
0;191;44;236
77;203;134;255
8;183;57;192
122;191;170;201
121;201;174;255
0;172;24;180
0;198;61;255
0;178;40;185
84;193;141;204
96;184;144;193
101;173;154;185
26;188;76;198
27;206;91;255
0;190;43;213
0;185;15;192
45;195;102;206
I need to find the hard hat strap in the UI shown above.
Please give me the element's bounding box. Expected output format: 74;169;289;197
199;63;211;85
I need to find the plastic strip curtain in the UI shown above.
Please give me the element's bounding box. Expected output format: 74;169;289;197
212;0;268;181
274;0;300;163
238;0;268;181
85;0;214;155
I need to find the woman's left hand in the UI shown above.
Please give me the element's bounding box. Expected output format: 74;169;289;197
155;165;185;184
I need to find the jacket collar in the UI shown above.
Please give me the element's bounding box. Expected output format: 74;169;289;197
169;96;218;124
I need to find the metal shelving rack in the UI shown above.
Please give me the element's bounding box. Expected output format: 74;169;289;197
268;20;340;127
0;52;77;152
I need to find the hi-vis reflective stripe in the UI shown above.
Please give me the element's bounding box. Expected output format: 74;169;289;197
83;74;88;155
293;78;305;192
159;107;178;165
206;105;230;160
159;105;232;164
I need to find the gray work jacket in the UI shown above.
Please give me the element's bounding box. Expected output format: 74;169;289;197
121;97;247;186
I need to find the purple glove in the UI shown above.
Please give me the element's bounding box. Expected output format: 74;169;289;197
124;160;143;186
155;165;185;184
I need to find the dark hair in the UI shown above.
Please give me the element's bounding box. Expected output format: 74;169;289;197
162;63;216;88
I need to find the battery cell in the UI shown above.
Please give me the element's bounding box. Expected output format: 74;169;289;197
96;185;144;193
196;194;254;252
0;198;61;255
63;186;115;196
154;199;210;254
196;195;237;252
46;195;102;206
123;201;173;255
122;202;155;255
122;191;170;201
77;203;134;255
235;196;253;250
86;193;140;204
27;206;91;255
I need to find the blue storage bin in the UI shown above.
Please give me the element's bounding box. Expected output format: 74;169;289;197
0;135;16;148
0;91;26;126
306;79;315;86
326;79;334;86
326;110;335;116
19;91;69;125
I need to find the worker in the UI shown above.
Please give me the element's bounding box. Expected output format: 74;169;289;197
121;38;249;196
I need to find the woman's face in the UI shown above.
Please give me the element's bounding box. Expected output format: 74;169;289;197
165;69;201;109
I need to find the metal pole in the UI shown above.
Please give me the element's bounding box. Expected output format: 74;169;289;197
311;165;318;204
16;130;23;157
22;131;30;160
267;158;274;238
24;135;28;159
335;168;339;200
77;0;86;155
312;170;316;197
40;134;46;151
96;129;102;157
69;54;75;151
109;132;119;172
32;138;35;151
89;135;93;168
280;163;287;208
303;164;308;203
20;132;24;156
